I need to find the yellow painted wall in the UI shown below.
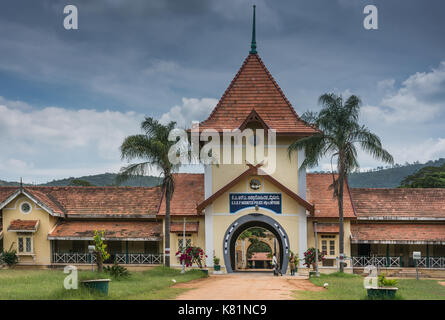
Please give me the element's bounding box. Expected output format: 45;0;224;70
212;137;300;193
2;195;58;265
210;174;304;270
169;216;206;266
306;219;352;257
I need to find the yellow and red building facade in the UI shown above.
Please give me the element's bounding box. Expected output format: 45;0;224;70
1;47;444;275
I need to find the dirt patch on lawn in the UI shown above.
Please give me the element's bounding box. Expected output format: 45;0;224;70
174;273;323;300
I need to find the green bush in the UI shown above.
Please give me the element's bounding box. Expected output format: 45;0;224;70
104;263;130;279
378;273;398;287
1;244;19;267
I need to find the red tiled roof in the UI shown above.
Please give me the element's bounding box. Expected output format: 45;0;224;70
8;219;39;232
198;53;318;135
248;252;272;261
170;222;199;233
158;174;204;216
25;188;66;216
0;186;162;217
0;187;19;205
350;188;445;219
48;221;162;240
316;223;339;233
351;223;445;244
306;174;356;218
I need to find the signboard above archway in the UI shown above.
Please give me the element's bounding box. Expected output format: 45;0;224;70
229;193;282;214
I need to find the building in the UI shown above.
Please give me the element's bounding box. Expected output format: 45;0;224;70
1;10;444;275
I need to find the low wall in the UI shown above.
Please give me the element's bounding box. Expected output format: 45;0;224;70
353;267;445;278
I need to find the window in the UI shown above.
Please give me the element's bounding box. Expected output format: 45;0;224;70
321;240;327;255
18;237;24;252
20;202;32;214
17;236;33;253
329;240;335;255
320;235;336;256
178;235;192;252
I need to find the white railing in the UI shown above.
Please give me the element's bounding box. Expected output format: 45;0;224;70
352;256;401;268
115;253;163;264
353;256;445;268
416;257;445;269
52;253;96;264
53;252;163;264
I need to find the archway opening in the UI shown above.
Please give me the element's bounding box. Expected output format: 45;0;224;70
223;214;289;274
234;227;276;271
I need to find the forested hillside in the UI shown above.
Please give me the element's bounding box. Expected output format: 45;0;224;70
2;158;445;188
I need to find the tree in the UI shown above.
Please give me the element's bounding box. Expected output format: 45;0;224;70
288;93;393;272
93;230;110;273
400;163;445;188
118;117;179;267
69;179;94;186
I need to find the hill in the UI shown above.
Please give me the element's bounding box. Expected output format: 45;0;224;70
0;173;161;187
2;158;445;188
348;158;445;188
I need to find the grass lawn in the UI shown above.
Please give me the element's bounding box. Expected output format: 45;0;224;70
0;266;206;300
295;272;445;300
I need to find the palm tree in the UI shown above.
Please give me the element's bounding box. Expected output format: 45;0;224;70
118;117;179;267
288;93;394;272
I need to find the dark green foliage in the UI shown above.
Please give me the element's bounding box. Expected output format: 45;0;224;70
349;158;445;188
1;244;19;267
400;162;445;188
104;263;130;279
43;173;161;187
69;179;94;186
247;240;271;254
0;173;162;187
378;273;398;287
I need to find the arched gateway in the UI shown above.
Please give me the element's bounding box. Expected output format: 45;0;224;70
223;213;290;274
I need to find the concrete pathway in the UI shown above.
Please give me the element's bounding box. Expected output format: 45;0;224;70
174;272;323;300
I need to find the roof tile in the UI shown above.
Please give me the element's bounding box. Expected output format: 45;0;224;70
199;54;317;135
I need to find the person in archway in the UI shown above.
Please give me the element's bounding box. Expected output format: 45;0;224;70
289;252;296;276
272;253;282;276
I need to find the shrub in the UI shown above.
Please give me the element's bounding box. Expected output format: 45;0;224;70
104;263;130;279
1;244;19;267
378;273;398;287
303;247;324;269
213;256;220;266
176;246;207;268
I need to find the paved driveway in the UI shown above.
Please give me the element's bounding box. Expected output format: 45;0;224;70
174;272;323;300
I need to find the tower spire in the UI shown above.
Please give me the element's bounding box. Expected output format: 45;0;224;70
249;5;257;54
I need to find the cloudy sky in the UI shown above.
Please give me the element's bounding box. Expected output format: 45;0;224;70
0;0;444;183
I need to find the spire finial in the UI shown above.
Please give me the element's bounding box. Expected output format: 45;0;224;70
20;177;23;191
249;5;257;54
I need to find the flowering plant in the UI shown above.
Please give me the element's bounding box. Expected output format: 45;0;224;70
176;246;207;268
303;247;324;269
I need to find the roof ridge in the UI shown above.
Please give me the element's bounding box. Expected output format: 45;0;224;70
200;54;252;127
254;54;320;132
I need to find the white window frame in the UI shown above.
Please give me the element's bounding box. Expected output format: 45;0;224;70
17;235;33;254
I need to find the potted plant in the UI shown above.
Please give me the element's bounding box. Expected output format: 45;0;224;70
176;246;208;275
80;230;112;295
213;256;222;273
303;247;324;277
366;273;398;299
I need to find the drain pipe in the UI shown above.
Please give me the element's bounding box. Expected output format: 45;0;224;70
313;221;320;277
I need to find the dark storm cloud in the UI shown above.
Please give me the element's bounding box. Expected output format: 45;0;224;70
0;0;444;181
